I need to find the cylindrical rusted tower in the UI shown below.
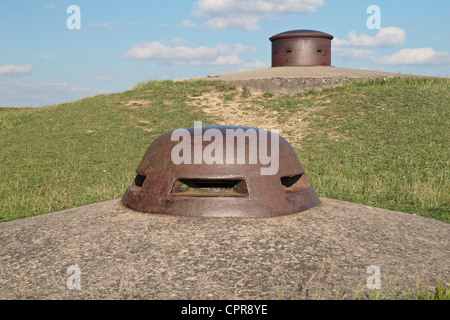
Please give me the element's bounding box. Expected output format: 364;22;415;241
270;29;333;67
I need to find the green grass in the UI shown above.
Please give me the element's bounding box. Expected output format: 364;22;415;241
253;77;449;221
0;80;215;221
262;91;275;98
215;83;236;92
276;278;450;300
240;86;251;98
354;278;450;300
0;77;449;223
298;77;449;221
402;279;450;300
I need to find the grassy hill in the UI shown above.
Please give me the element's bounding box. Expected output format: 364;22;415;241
0;77;449;223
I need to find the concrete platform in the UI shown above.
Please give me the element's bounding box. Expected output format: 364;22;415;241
0;198;448;300
192;66;426;94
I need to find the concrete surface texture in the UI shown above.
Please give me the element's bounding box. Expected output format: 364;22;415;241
191;66;425;94
0;198;448;300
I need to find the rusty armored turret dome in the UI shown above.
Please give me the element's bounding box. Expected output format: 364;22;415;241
270;29;334;67
269;29;334;41
122;125;320;218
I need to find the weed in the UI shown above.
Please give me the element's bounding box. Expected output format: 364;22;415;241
263;91;275;98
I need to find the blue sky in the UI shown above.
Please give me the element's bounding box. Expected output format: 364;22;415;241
1;0;449;107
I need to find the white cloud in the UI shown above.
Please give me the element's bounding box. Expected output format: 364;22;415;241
88;22;120;31
333;48;378;61
233;43;256;55
0;81;93;107
204;59;269;76
171;38;190;46
177;20;198;29
41;55;55;60
372;48;450;66
193;0;324;30
123;41;263;67
0;85;19;95
13;81;91;93
234;59;268;71
43;3;55;9
204;16;262;31
359;66;385;72
194;0;324;15
88;75;113;81
96;89;111;94
0;64;32;76
334;27;406;47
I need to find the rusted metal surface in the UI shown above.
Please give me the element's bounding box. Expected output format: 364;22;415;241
270;29;333;67
122;125;320;218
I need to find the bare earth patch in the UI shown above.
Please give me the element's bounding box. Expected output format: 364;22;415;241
188;91;327;150
124;99;153;108
135;119;153;132
163;99;174;106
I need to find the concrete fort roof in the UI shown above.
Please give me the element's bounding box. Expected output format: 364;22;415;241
0;198;448;299
195;66;407;80
190;66;429;95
